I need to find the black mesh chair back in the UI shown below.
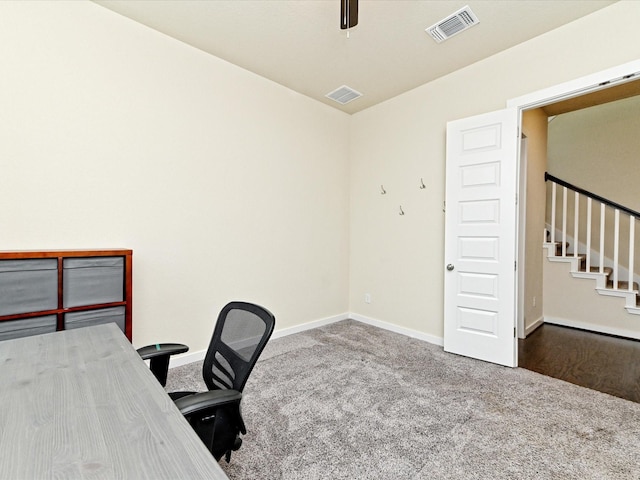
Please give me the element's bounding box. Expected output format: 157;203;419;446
138;301;275;462
203;301;275;393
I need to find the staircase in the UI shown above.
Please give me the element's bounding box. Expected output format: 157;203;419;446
544;173;640;318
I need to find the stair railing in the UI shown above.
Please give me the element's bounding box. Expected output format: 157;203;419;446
545;172;639;292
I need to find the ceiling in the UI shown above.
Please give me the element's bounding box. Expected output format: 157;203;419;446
542;78;640;117
93;0;616;114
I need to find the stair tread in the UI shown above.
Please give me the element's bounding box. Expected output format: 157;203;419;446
545;231;640;310
554;242;571;255
560;253;586;265
578;266;613;275
606;280;640;291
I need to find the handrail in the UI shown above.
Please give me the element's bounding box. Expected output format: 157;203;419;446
545;172;640;219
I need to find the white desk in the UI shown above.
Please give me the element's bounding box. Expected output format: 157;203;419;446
0;323;228;479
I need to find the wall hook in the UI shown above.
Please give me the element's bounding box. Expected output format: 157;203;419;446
399;205;405;216
380;185;387;195
419;178;426;189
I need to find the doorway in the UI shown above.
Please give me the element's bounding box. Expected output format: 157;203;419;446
511;60;640;344
517;76;640;397
520;85;640;339
443;59;640;367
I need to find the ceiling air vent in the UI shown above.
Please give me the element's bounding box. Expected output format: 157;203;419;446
326;85;362;105
426;5;479;43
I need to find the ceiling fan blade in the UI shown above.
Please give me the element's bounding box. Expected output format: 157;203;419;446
340;0;358;29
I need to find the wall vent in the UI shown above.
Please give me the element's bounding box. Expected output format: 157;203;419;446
426;5;479;43
326;85;363;105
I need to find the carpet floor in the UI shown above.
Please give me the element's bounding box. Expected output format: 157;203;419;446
165;320;640;479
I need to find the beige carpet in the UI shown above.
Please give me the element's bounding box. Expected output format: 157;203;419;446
166;320;640;479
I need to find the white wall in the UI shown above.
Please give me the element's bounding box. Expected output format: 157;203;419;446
544;258;640;339
548;95;640;212
349;1;640;340
0;1;351;350
2;0;640;353
547;94;640;280
521;109;548;334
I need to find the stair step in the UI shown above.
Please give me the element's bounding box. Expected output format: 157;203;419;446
545;232;640;316
554;242;571;256
565;253;586;267
606;280;639;291
578;266;613;276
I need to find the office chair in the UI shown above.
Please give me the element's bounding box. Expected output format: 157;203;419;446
137;301;276;462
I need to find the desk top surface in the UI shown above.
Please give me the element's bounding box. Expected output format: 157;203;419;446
0;324;227;479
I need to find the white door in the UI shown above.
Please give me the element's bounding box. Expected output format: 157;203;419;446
444;108;519;367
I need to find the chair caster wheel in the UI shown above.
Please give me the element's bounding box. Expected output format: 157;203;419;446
233;437;243;451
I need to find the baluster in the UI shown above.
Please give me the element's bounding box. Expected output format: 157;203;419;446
574;191;579;259
551;182;557;244
599;203;605;275
613;209;620;289
586;198;592;272
562;187;568;257
629;215;635;292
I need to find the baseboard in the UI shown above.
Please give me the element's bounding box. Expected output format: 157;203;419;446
169;312;349;368
524;316;544;337
349;313;444;347
169;348;207;368
270;312;349;340
170;312;445;368
544;315;640;341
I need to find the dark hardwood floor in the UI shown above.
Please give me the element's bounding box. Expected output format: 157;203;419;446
519;323;640;403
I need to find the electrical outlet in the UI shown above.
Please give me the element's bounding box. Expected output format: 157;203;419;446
364;293;371;304
532;296;536;307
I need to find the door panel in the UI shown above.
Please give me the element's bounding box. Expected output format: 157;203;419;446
444;108;519;367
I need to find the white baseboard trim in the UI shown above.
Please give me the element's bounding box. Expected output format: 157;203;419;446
270;313;349;340
524;316;544;336
169;312;349;368
349;313;444;347
544;315;640;341
169;348;206;368
170;312;445;368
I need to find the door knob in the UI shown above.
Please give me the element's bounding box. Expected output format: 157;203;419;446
446;264;455;271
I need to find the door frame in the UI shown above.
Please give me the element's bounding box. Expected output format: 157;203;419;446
517;137;527;340
507;59;640;345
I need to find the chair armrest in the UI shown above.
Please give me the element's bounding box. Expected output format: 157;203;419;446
137;343;189;387
174;389;243;418
137;343;189;360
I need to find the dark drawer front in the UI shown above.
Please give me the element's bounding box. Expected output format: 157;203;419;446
64;306;126;333
63;257;124;308
0;259;58;316
0;315;57;341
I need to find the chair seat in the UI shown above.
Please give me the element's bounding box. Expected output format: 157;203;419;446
169;390;197;401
